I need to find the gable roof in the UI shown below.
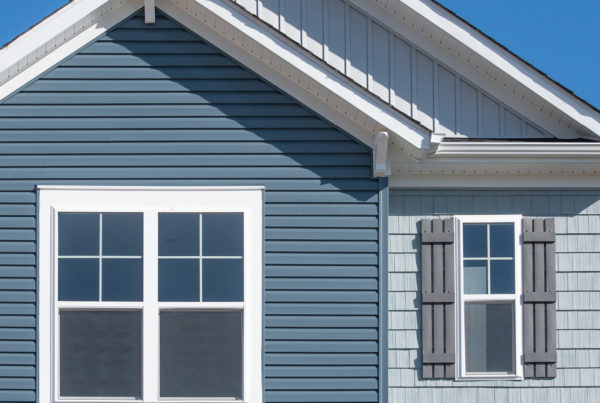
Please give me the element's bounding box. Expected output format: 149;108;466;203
0;0;599;163
366;0;600;140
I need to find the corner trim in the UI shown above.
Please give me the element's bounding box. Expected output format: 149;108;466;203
378;178;389;403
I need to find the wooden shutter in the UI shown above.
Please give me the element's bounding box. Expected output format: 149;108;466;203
420;218;455;379
522;218;557;378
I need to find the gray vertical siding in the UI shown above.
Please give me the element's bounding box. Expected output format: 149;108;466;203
389;189;600;402
231;0;552;139
0;10;381;402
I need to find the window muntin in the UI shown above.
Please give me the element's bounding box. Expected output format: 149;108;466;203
157;213;243;303
456;215;522;380
57;212;143;302
38;187;263;403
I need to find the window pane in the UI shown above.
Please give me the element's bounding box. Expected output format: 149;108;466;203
60;311;141;398
103;213;143;256
159;259;199;301
463;224;487;258
490;223;514;258
102;258;143;301
160;311;242;398
202;213;243;256
159;213;199;256
490;260;515;294
464;260;487;294
203;259;243;302
58;258;99;301
58;213;99;256
465;303;514;373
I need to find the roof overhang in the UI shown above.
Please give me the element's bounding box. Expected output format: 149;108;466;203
391;141;600;188
0;0;433;161
359;0;600;141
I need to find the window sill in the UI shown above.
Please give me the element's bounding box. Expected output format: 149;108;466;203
455;374;524;382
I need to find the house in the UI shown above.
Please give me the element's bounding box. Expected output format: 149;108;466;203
0;0;598;402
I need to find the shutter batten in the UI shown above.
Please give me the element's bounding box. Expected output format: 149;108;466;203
420;218;455;379
522;217;557;378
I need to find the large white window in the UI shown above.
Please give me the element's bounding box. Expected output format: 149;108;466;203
38;186;263;403
456;215;523;380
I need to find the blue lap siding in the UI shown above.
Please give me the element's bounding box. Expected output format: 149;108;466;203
0;10;382;403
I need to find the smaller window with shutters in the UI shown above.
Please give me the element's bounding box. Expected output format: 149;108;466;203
455;215;523;380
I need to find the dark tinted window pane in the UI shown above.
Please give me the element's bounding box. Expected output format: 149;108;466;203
464;260;487;294
202;213;243;256
102;259;143;301
103;213;143;256
465;303;514;373
490;260;515;294
59;213;99;255
60;311;141;398
203;259;243;302
490;223;514;258
463;224;487;258
58;259;99;301
160;311;242;398
159;214;199;256
158;259;199;301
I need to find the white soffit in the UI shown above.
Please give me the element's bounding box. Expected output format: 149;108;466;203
364;0;600;141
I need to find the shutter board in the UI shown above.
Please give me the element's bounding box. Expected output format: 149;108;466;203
522;217;557;378
420;218;455;379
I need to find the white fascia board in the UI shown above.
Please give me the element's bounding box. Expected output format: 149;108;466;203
0;0;143;102
434;142;600;156
367;0;600;139
0;0;107;72
390;141;600;177
390;173;600;189
159;0;430;152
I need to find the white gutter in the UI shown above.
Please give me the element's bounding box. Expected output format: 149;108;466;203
434;142;600;157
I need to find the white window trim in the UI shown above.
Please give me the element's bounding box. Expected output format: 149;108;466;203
38;186;264;403
455;214;523;381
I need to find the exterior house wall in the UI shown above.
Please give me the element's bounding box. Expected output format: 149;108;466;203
0;11;382;402
231;0;552;139
388;189;600;402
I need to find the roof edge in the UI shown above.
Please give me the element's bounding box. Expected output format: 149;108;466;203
373;0;600;139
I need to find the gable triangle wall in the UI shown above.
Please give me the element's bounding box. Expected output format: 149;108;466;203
233;0;560;140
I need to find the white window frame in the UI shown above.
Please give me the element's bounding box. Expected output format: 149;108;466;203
38;186;264;403
455;215;523;381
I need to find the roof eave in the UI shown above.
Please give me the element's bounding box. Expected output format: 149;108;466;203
359;0;600;141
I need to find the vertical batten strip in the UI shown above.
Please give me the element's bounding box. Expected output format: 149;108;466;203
432;219;444;378
533;218;547;377
545;219;557;377
522;218;535;378
421;219;433;379
443;218;455;378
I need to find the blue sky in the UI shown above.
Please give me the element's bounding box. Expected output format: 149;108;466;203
1;0;598;109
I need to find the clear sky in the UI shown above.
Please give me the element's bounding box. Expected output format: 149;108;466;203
1;0;598;109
